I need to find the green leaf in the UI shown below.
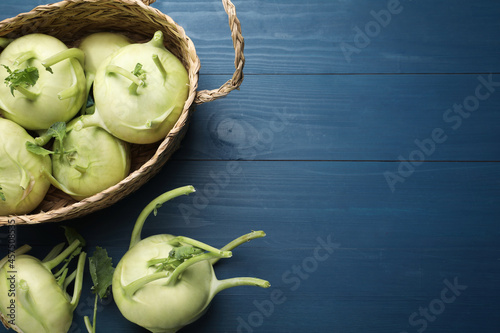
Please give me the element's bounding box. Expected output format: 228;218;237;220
46;122;67;143
2;64;39;97
0;185;5;201
89;247;115;299
63;226;87;247
25;141;54;156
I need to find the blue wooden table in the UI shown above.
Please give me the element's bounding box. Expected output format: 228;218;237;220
1;0;500;332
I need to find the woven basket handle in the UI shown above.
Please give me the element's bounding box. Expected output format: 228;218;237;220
143;0;244;105
193;0;245;104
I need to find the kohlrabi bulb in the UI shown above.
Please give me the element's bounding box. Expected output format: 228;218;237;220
0;239;86;333
86;30;189;144
48;119;131;201
112;186;270;333
78;32;132;100
0;117;51;216
0;33;86;130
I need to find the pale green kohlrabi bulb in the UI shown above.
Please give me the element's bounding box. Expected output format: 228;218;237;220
0;117;51;216
0;240;86;333
0;33;86;130
78;32;132;106
112;186;270;333
80;31;190;144
44;119;131;201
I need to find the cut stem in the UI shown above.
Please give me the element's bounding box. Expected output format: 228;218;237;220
168;236;225;255
13;85;39;101
129;185;196;249
149;31;165;49
106;64;144;87
211;230;266;265
58;81;80;100
165;251;231;286
42;48;85;68
83;294;97;333
0;245;31;269
42;242;65;263
69;251;87;312
63;269;77;291
43;239;81;270
214;277;271;295
152;54;167;80
13;51;36;66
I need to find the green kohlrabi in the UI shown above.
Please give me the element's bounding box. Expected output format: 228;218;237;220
0;117;51;216
112;185;270;333
0;227;86;333
77;32;131;112
0;33;86;130
78;31;190;144
28;120;131;201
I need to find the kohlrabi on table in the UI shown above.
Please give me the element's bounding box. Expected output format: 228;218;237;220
0;117;51;216
27;120;131;200
77;30;190;144
0;227;86;333
112;185;270;333
0;33;86;130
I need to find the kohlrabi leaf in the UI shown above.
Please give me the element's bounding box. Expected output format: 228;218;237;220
47;121;67;143
0;185;5;201
25;141;54;156
89;246;115;299
63;226;87;248
2;64;39;96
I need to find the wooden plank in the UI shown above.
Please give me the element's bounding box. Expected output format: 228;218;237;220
1;0;500;74
176;74;500;161
10;160;500;332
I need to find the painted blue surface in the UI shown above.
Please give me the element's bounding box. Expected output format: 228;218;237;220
0;0;499;332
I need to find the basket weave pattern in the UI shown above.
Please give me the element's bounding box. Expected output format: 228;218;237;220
0;0;244;225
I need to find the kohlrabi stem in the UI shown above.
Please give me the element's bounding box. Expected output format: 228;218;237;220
129;185;196;249
152;54;167;80
42;48;85;68
13;51;36;66
83;294;97;333
42;242;65;263
0;244;31;269
56;268;69;287
58;82;80;100
13;84;39;100
124;251;230;297
63;269;77;291
42;168;86;199
106;64;144;87
150;31;165;49
165;251;231;286
69;251;87;312
168;236;226;255
43;239;81;270
214;277;271;295
211;230;267;265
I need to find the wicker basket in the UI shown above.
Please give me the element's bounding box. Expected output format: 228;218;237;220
0;0;244;226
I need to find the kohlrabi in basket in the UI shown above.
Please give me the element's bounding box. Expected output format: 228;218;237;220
77;32;132;112
0;33;86;130
112;185;270;333
77;31;190;144
0;227;86;333
0;117;51;216
27;120;131;200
